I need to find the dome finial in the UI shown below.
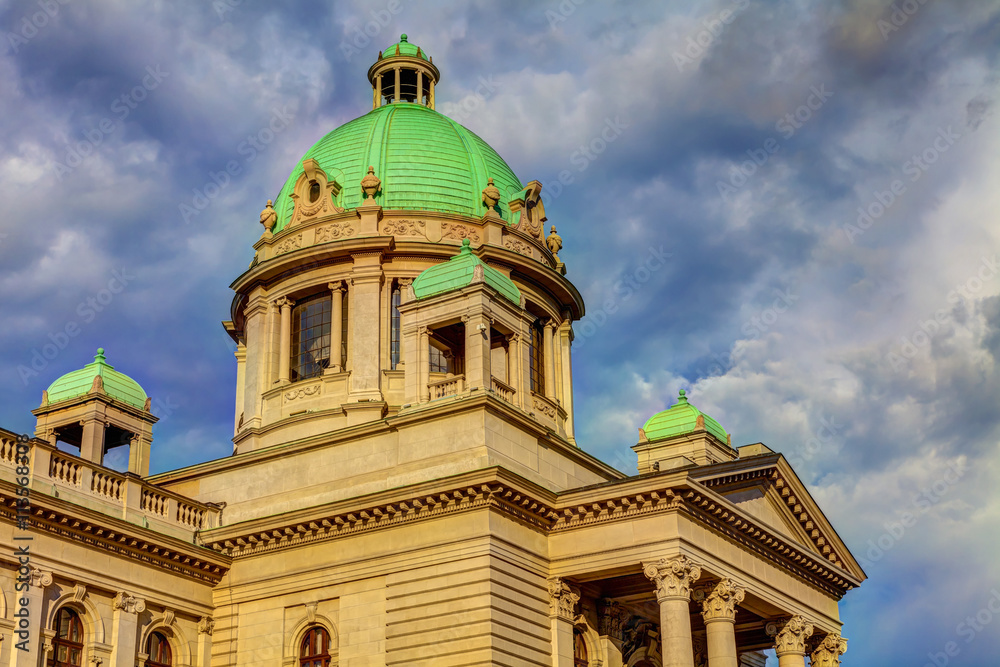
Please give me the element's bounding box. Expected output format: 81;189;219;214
460;238;472;253
677;389;687;403
95;348;106;363
400;33;408;42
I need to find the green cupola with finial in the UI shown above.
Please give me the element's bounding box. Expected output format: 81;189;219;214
412;238;521;305
45;348;148;410
634;389;736;472
642;389;729;444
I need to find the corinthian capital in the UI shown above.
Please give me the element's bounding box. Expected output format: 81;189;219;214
700;578;746;623
810;632;848;666
766;615;814;656
275;296;294;309
198;616;216;636
547;578;580;621
642;555;702;602
112;591;146;614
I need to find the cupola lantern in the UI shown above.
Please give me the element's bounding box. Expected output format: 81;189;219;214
368;34;440;109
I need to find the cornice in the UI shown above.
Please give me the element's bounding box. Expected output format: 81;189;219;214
0;482;229;584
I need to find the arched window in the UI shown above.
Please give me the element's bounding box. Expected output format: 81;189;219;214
573;629;588;667
299;626;332;667
49;607;84;667
146;631;172;667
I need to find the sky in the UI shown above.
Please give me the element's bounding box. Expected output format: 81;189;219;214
1;0;999;663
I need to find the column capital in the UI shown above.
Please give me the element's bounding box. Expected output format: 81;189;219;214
547;577;580;621
198;616;216;636
544;318;558;331
275;296;294;309
766;615;814;656
810;632;847;667
28;568;53;589
699;578;745;623
112;591;146;614
328;282;345;293
642;555;702;602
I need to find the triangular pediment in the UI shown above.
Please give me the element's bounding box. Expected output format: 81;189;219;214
690;454;865;582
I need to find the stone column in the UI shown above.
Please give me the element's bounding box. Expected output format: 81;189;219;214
766;616;813;667
110;591;146;667
429;79;435;109
347;254;384;402
547;578;580;667
328;282;344;372
559;325;575;442
553;328;563;404
699;579;745;667
393;67;400;102
810;632;847;667
416;70;423;104
543;320;556;400
233;342;246;435
197;617;215;667
642;555;702;667
11;568;51;667
418;326;430;403
80;419;104;464
464;313;491;391
276;297;294;384
507;333;521;401
374;74;382;108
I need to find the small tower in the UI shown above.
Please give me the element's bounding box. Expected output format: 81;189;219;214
634;389;737;471
368;34;441;109
32;348;157;476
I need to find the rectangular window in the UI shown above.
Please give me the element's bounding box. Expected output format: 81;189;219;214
529;321;544;394
390;285;402;370
290;296;331;381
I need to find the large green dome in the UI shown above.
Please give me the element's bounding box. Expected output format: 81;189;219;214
642;390;729;445
46;348;148;410
271;103;523;233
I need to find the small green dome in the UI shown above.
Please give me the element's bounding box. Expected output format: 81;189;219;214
381;33;429;60
412;239;521;304
643;390;729;444
271;103;522;233
46;348;147;410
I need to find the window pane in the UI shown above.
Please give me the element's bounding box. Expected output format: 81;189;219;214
290;296;332;381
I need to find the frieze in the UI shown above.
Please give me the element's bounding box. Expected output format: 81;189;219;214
274;234;302;255
503;237;533;257
285;385;321;401
316;222;355;243
382;219;426;236
441;222;480;243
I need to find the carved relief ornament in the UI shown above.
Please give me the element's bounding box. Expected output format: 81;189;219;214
767;615;814;656
112;591;146;614
547;578;580;621
700;578;746;623
642;555;702;601
288;158;344;226
810;632;848;666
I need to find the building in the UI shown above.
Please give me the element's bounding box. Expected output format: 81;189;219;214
0;34;865;667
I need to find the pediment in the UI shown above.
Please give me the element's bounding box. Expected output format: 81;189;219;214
691;456;864;581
